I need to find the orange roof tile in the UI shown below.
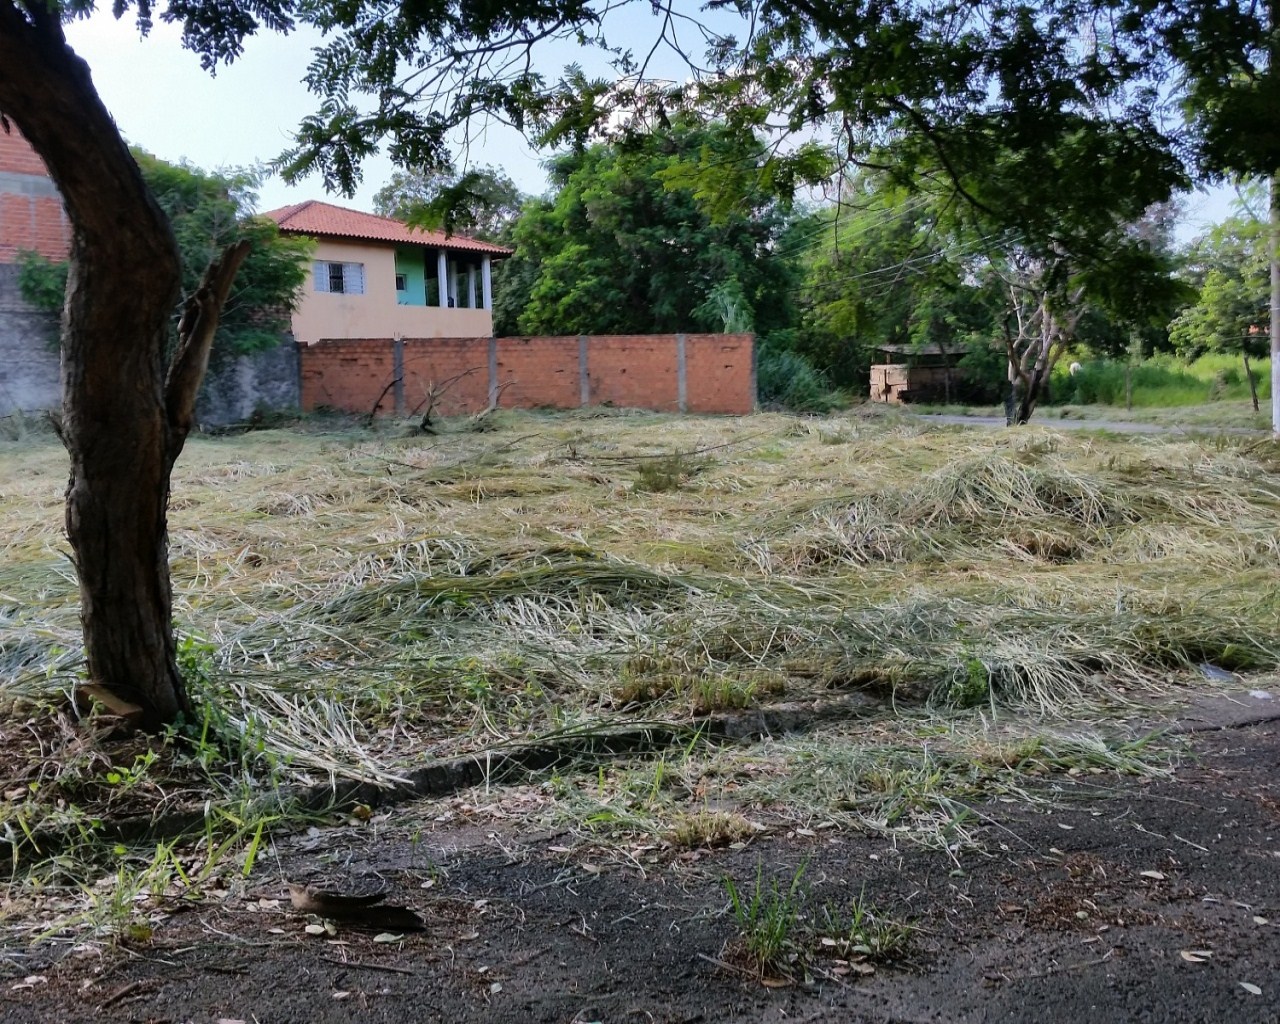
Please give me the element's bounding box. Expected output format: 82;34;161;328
262;200;511;256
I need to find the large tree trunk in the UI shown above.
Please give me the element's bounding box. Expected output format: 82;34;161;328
1;10;247;730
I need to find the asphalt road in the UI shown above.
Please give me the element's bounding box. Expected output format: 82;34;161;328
917;413;1271;435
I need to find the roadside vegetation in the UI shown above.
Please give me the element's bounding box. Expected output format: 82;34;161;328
2;410;1275;943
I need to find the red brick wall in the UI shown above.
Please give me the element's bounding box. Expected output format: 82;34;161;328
298;333;755;417
0;129;49;176
403;337;489;416
300;338;398;414
587;334;680;411
685;333;754;414
496;336;581;409
0;128;71;263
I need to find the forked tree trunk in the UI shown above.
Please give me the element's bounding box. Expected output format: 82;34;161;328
62;254;189;729
1;13;247;730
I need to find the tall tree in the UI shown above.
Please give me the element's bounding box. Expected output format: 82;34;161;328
796;172;1005;390
508;118;803;337
373;164;524;242
1169;186;1271;360
1056;0;1280;430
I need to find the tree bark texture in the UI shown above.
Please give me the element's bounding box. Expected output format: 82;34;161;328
0;8;247;729
1002;278;1083;426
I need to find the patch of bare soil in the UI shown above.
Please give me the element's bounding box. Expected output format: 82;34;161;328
2;722;1277;1024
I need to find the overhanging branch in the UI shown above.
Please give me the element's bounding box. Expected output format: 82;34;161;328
164;239;252;452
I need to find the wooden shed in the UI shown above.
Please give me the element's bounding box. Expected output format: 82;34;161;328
869;342;969;404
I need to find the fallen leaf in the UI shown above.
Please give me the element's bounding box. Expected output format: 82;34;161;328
288;883;425;931
1239;982;1262;995
1057;823;1075;831
289;883;387;913
489;982;503;994
1253;916;1269;925
332;991;351;1000
1180;950;1212;963
1140;871;1165;880
373;933;404;944
304;924;326;936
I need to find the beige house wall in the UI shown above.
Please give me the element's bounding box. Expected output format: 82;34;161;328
290;238;494;345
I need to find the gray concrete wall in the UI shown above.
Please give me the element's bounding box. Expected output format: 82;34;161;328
0;262;300;426
0;264;61;416
197;340;301;426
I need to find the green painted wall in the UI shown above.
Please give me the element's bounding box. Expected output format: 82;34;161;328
395;247;427;306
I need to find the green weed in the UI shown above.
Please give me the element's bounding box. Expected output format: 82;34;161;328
816;888;913;961
723;861;808;977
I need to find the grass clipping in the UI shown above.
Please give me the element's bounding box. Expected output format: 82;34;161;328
1;411;1278;800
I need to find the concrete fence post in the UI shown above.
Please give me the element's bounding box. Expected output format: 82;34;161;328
488;336;498;410
676;333;688;413
579;334;590;407
392;337;405;417
294;338;305;413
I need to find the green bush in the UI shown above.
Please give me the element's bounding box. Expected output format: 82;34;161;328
756;346;835;413
1048;353;1271;408
16;250;68;316
955;343;1008;404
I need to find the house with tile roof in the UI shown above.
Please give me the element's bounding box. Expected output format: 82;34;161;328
263;200;511;346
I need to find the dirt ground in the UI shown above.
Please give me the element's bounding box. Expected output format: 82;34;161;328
1;711;1277;1024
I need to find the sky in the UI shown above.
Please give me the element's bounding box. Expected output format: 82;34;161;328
61;9;1236;238
61;15;566;213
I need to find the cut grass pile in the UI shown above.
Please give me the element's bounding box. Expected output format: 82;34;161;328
0;408;1278;936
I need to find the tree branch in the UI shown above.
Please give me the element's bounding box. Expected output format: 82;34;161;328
164;239;252;452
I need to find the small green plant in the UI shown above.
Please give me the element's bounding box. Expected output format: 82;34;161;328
945;655;990;708
15;249;69;324
171;632;279;781
723;861;808;977
816;887;912;961
634;453;698;493
103;751;160;792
